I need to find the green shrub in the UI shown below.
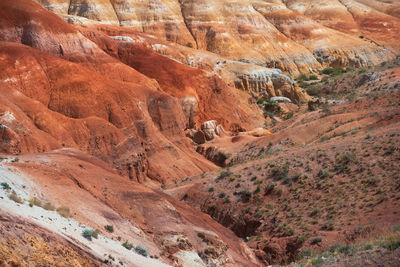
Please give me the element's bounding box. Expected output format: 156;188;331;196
105;225;114;233
83;229;94;241
266;111;275;119
310;237;322;245
320;220;334;231
321;68;345;76
135;245;148;257
298;249;311;259
280;225;294;236
82;229;100;241
329;244;341;253
208;187;214;192
277;188;283;197
382;237;400;251
239;190;252;202
224;196;230;204
297;74;309;81
1;182;11;190
309;208;319;218
311;256;324;267
122;241;133;250
317;170;329;179
263;101;281;112
264;184;275;195
218;192;226;198
219;169;233;179
363;244;373;250
338;245;352;255
257;98;266;104
270;164;289;181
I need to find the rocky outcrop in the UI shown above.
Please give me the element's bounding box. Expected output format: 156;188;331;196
201;120;221;141
75;22;311;103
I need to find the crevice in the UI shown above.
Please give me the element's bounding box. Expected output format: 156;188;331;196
178;0;198;49
337;0;359;29
67;0;72;15
108;0;122;27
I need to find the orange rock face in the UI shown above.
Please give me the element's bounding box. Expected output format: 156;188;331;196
0;0;265;184
34;0;399;75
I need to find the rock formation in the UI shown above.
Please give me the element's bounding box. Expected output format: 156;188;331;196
0;0;264;184
34;0;399;76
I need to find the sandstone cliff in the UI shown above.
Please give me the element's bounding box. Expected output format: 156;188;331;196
35;0;399;76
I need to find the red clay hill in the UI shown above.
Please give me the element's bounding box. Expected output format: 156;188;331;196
0;0;265;184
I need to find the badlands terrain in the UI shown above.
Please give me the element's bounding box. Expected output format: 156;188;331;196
0;0;399;266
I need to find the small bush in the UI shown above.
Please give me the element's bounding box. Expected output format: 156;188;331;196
382;237;400;251
321;68;345;76
208;187;214;193
224;196;230;204
329;244;341;253
276;188;283;197
311;256;324;267
82;229;100;241
298;249;311;259
83;229;94;241
92;229;100;239
320;220;334;231
285;113;294;120
42;202;55;211
363;177;380;187
264;184;275;195
239;190;252;202
218;192;226;198
363;244;373;250
56;206;70;218
297;74;309;81
270;164;289;180
317;170;329;179
8;192;23;204
310;237;322;245
135;245;148;257
1;182;11;190
266;111;275;119
122;241;133;250
219;169;233;179
105;225;114;233
338;245;352;255
309;208;319;218
29;197;42;207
